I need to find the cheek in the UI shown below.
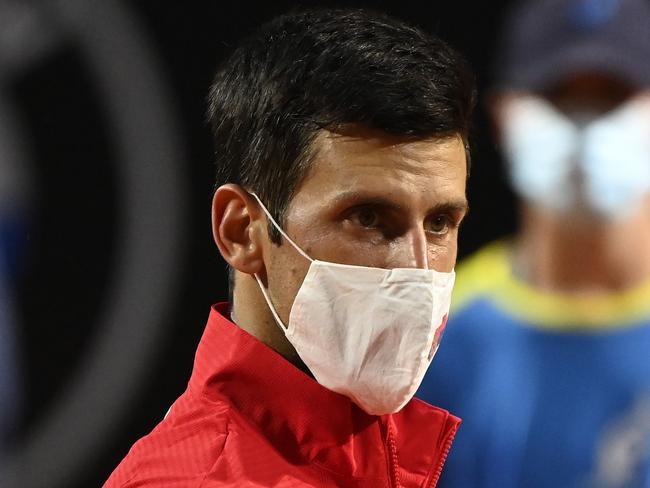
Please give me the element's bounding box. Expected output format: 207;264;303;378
427;240;458;272
304;227;393;268
267;247;312;320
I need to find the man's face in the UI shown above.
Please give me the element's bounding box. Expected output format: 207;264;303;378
260;128;468;324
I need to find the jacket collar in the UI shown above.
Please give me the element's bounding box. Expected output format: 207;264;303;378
189;303;460;483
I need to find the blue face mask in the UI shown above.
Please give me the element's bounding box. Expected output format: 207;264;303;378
501;95;650;220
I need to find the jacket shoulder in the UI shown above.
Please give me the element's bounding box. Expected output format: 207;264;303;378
103;388;230;487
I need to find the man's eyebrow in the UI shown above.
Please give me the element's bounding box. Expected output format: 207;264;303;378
429;199;470;216
331;192;404;211
330;191;469;215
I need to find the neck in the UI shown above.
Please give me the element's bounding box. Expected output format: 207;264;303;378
230;272;309;371
514;199;650;293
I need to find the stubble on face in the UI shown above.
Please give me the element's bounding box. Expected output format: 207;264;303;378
261;126;468;326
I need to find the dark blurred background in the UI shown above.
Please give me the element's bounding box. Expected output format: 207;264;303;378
0;1;515;486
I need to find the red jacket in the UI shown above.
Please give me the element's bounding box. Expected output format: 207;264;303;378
104;303;460;487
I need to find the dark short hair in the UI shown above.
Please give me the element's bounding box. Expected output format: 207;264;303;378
208;8;476;243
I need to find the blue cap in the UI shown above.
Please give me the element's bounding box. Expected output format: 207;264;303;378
494;0;650;91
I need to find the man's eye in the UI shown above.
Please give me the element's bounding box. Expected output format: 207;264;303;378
426;215;450;234
353;208;380;228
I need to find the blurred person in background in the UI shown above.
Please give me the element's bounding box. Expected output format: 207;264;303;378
104;8;476;487
418;0;650;487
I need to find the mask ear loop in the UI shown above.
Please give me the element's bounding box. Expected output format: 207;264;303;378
248;192;313;332
249;192;313;262
254;273;289;332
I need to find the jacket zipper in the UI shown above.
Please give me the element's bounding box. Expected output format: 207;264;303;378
384;419;401;488
426;421;459;488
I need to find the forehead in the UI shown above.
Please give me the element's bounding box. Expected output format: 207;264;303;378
544;72;636;112
292;128;467;205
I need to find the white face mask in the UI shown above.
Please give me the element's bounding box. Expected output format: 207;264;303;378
501;95;650;219
250;193;455;415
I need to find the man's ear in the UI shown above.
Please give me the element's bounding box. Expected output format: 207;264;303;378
212;184;265;275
